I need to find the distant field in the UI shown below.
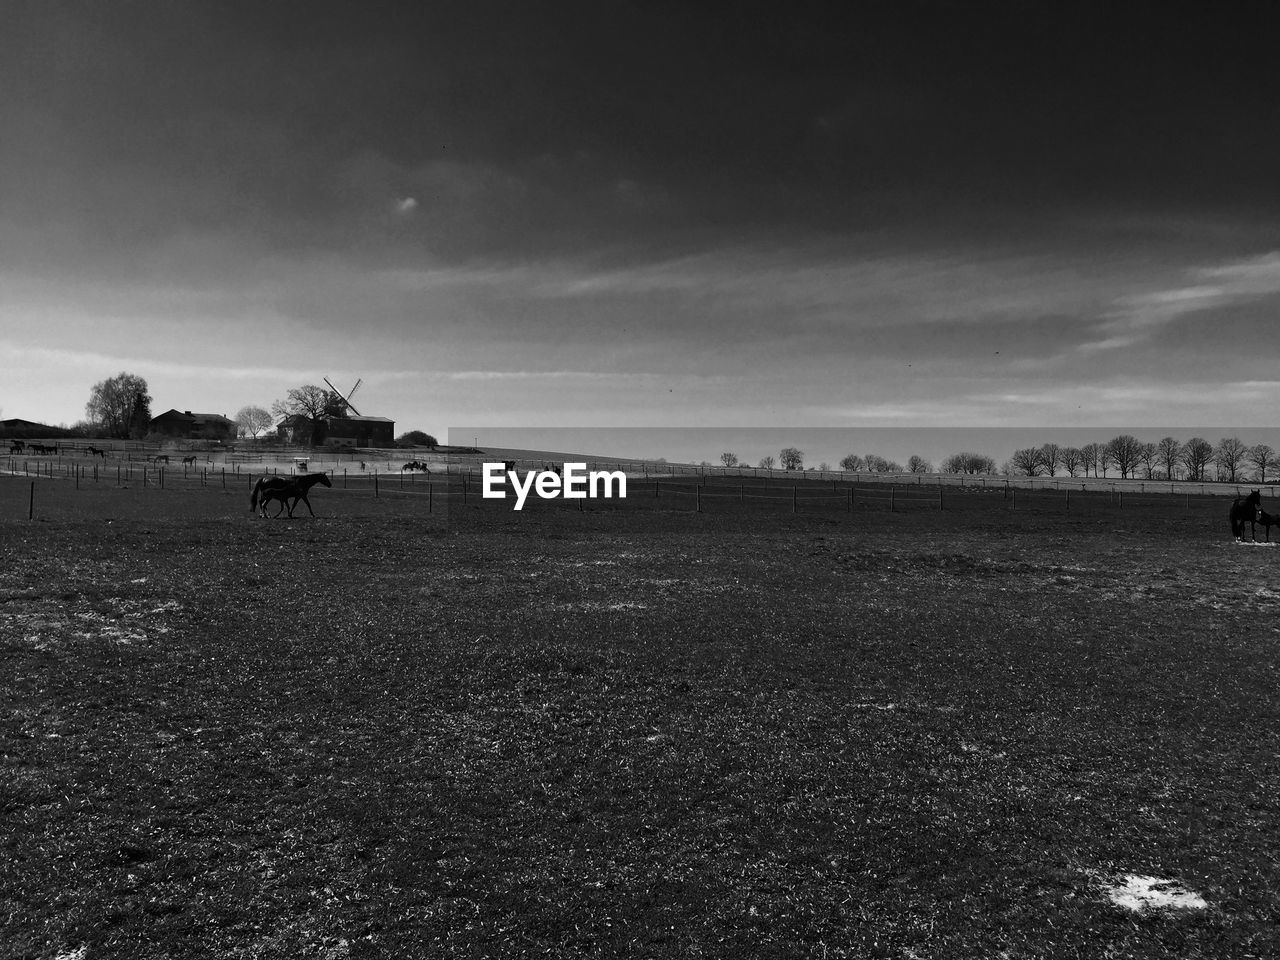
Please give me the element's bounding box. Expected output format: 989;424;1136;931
3;476;1279;958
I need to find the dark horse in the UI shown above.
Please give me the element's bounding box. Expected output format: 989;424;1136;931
86;445;107;458
250;472;333;518
1258;508;1280;543
1229;489;1263;541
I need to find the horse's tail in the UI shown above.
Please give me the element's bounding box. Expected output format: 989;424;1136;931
250;478;263;511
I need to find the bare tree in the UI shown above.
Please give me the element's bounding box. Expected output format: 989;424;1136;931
864;454;890;473
719;451;738;468
1059;446;1083;477
235;405;274;439
1137;442;1158;479
1249;443;1277;482
907;455;932;473
1214;436;1249;483
1104;435;1143;479
86;372;152;439
1080;442;1102;477
817;462;830;472
758;455;776;470
1039;443;1061;477
1156;436;1182;480
1180;437;1214;481
941;452;996;474
839;453;864;471
1010;447;1045;476
779;447;804;471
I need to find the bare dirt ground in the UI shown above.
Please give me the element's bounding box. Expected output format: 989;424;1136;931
2;477;1278;958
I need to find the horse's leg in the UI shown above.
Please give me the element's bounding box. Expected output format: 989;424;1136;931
301;494;315;517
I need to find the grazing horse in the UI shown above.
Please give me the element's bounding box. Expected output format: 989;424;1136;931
1230;489;1263;541
1258;509;1280;543
250;472;333;518
86;445;107;459
152;454;169;464
9;440;24;454
181;455;198;466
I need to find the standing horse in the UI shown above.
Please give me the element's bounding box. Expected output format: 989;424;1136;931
250;472;333;518
9;440;24;454
1258;508;1280;543
86;445;107;458
1229;489;1263;541
181;455;198;466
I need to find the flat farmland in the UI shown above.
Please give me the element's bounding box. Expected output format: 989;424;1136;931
3;476;1279;958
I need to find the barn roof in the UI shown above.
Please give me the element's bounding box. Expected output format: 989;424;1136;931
153;409;234;424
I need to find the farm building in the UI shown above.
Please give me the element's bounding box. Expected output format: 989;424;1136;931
323;415;395;448
276;414;315;444
274;414;395;447
0;418;67;438
149;409;236;442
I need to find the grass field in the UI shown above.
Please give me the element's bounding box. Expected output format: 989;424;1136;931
3;473;1279;958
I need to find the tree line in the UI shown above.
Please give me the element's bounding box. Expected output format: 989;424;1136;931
711;435;1279;483
717;448;934;474
1001;435;1276;482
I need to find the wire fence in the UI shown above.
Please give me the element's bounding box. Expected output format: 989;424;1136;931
7;450;1269;529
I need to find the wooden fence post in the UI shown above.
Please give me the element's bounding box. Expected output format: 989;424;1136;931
29;481;35;520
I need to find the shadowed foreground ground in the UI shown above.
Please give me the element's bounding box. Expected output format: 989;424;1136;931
2;483;1278;958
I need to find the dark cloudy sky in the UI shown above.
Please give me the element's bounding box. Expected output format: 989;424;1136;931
6;2;1280;437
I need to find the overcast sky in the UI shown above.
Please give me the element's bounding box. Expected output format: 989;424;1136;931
5;2;1280;444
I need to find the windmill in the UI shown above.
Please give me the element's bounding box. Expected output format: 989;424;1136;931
323;377;362;417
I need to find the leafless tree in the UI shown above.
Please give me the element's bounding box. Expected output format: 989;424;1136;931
1059;446;1083;477
839;453;864;471
864;454;894;473
1080;442;1102;477
1180;437;1214;481
758;455;776;470
907;455;932;473
1010;447;1045;476
941;452;996;474
779;447;804;471
1039;443;1061;477
1137;442;1158;479
1213;436;1249;483
1105;435;1144;479
235;405;274;439
1156;436;1182;480
1249;443;1277;482
719;451;738;467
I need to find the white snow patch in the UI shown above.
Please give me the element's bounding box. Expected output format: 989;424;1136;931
54;947;89;960
1104;874;1207;912
1235;539;1278;547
